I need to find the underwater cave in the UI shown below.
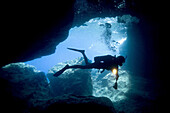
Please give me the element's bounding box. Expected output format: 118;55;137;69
0;0;168;113
26;16;131;102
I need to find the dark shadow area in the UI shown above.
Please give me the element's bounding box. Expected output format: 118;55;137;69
0;1;75;67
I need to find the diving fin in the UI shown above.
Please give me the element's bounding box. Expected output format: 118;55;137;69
113;82;118;89
53;64;69;77
67;48;85;53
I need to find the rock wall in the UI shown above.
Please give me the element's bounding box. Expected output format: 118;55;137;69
0;62;116;113
0;63;51;112
1;1;75;67
31;94;116;113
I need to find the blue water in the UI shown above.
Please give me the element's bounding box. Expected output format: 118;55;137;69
26;17;127;74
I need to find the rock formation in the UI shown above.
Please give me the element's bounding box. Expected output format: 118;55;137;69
0;61;116;113
31;94;116;113
1;1;75;67
0;63;50;112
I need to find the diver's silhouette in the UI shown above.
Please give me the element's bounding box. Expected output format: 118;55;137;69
53;48;126;89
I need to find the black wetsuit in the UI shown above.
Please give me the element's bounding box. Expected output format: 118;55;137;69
54;51;119;77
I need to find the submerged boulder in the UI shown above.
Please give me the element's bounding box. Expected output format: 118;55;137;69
47;57;93;96
0;63;50;100
31;94;116;113
0;63;51;112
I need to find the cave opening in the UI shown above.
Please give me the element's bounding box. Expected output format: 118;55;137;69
25;16;132;102
26;17;129;74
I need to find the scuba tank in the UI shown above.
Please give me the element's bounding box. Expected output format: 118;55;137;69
94;55;115;63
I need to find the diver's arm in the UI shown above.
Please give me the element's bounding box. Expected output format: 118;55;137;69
101;69;105;73
98;69;105;73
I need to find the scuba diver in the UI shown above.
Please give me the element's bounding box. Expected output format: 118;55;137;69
53;48;126;89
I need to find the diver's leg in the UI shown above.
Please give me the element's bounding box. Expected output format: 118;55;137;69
113;75;119;89
53;64;69;77
67;48;89;65
53;63;95;77
113;81;117;89
81;51;89;65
